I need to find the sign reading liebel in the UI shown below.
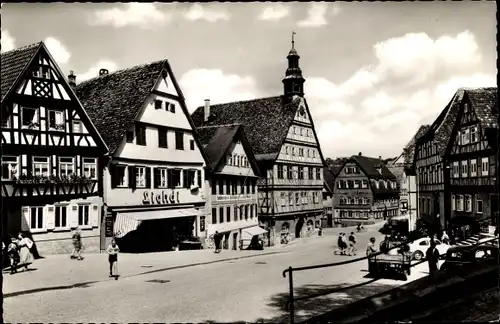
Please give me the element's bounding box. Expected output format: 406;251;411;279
142;190;180;205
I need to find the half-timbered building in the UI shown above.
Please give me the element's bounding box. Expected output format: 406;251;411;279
196;123;264;250
322;167;336;228
1;42;108;255
192;38;326;246
446;87;498;239
333;153;399;225
75;60;209;252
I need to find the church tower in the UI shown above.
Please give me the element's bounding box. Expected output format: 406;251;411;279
282;31;306;98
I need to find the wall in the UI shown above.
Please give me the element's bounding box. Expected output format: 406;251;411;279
334;162;373;220
217;141;256;177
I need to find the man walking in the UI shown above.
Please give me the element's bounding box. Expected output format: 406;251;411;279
426;240;440;276
348;232;357;256
214;231;221;253
71;227;83;260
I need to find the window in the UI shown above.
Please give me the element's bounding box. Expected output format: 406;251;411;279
33;157;50;177
228;154;233;165
212;208;217;224
72;121;82;133
452;195;455;211
126;130;134;143
308;168;313;180
2;156;18;180
190;139;195;150
292;147;295;156
55;206;67;228
30;207;44;229
41;65;50;79
159;168;168;188
481;157;489;176
470;126;478;143
78;205;90;226
226;206;231;223
158;128;168;148
175;132;184;150
298;167;304;180
116;165;128;187
315;168;321;180
169;169;182;188
287;167;293;179
295;192;300;205
285;147;289;156
461;160;468;178
465;195;472;212
154;100;163;110
183;169;197;188
462;128;470;145
288;193;294;205
219;207;224;223
361;180;368;188
59;157;74;177
476;197;483;214
452;161;459;178
470;159;477;177
302;192;307;205
135;124;146;146
212;179;217;195
277;165;284;179
457;195;464;211
353;180;359;189
281;193;286;206
169;103;176;113
48;110;64;130
235;205;239;221
22;106;38;128
362;197;368;205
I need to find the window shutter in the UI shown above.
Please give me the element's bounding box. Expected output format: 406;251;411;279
197;170;202;187
183;169;189;188
90;204;99;227
69;204;79;228
46;205;56;230
145;167;151;188
110;164;118;188
21;206;30;231
153;168;160;188
129;166;136;189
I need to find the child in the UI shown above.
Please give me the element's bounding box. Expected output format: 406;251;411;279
8;238;20;275
106;238;120;279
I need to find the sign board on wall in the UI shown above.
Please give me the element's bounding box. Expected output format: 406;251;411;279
105;215;114;237
200;216;205;232
142;190;180;205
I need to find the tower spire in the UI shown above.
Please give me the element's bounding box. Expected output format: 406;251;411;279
282;32;305;99
292;31;296;49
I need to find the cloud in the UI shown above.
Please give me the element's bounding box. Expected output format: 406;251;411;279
361;91;398;118
183;4;230;22
88;3;170;29
179;69;261;112
77;60;119;82
1;30;16;53
258;4;290;21
297;3;329;28
44;37;71;65
330;3;342;16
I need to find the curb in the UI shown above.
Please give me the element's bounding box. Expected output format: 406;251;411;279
3;250;287;299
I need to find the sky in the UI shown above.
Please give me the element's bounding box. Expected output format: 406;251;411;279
1;2;496;159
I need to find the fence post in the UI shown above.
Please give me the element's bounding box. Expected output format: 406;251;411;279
288;266;294;324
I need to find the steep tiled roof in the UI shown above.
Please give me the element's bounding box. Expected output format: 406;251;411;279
75;60;166;153
351;155;396;180
191;96;301;157
197;124;240;171
467;87;497;128
1;42;41;102
387;164;405;184
402;124;431;165
323;167;336;193
371;179;399;198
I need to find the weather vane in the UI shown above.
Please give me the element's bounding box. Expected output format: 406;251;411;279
292;31;296;49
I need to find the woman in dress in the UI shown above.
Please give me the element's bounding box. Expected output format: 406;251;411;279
17;233;34;271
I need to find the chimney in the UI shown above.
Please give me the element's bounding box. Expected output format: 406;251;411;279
379;156;382;160
204;99;210;122
68;70;76;87
99;68;109;77
358;152;362;156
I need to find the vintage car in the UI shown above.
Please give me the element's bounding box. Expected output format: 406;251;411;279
440;244;499;273
408;238;451;261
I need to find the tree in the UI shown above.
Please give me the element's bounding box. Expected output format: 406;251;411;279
325;157;334;167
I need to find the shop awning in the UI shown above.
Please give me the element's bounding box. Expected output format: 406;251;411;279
114;208;201;238
241;226;268;240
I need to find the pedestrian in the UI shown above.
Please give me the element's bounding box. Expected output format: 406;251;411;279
106;238;120;279
17;233;34;271
8;237;20;275
348;232;357;256
441;231;450;245
426;240;440;276
71;227;83;260
214;231;221;253
366;237;377;256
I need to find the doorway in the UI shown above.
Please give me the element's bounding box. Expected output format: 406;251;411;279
232;232;238;250
295;216;304;238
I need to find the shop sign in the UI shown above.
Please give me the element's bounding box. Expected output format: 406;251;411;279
216;194;252;201
142;190;180;205
105;215;114;237
200;216;206;232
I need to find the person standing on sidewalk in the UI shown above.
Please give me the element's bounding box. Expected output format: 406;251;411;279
426;240;440;276
214;231;221;253
106;238;120;279
8;238;20;274
348;232;357;256
71;227;83;260
17;233;34;271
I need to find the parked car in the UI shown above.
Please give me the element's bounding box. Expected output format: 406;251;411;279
408;237;451;260
440;245;499;273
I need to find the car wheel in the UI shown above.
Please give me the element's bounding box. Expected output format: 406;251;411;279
413;250;423;261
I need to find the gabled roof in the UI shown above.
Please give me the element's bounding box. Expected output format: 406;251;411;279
191;96;301;158
75;59;208;162
323;167;336;193
402;124;431;165
196;123;261;176
1;42;42;102
466;87;497;128
387;164;405;184
349;155;396;180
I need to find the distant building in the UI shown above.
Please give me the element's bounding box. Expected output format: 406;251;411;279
75;60;208;252
1;42;108;255
322;167;335;227
390;125;430;232
334;153;399;225
191;37;326;245
196;123;264;250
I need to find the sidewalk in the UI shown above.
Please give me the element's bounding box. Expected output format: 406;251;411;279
3;247;287;297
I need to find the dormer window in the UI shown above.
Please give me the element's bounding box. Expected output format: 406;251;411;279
168;103;176;113
154;100;163;110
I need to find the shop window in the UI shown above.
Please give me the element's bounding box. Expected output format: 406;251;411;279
78;205;90;226
55;206;68;228
30;207;44;229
